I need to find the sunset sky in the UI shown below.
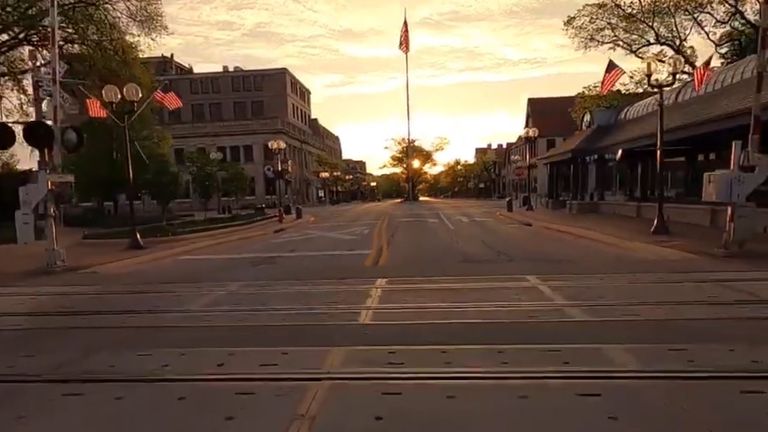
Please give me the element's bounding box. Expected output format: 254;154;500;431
155;0;628;172
3;1;636;171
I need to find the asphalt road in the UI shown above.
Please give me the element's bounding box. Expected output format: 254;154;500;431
3;199;768;431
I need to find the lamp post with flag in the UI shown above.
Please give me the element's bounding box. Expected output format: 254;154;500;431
80;83;183;249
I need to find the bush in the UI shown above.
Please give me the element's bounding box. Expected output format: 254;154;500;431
83;212;273;239
63;206;180;228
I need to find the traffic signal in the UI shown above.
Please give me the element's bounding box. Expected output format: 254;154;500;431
0;121;85;154
61;126;85;154
22;121;54;153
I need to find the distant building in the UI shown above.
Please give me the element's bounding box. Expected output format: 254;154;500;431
140;54;343;206
474;144;507;198
505;96;578;204
343;159;367;175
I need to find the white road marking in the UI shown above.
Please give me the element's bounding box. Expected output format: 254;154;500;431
309;221;379;226
359;278;387;323
179;250;372;260
473;217;492;221
439;212;455;230
455;216;470;223
526;275;640;369
271;227;370;243
398;218;439;222
187;281;243;309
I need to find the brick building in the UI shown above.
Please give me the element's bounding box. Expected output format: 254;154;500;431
140;54;342;206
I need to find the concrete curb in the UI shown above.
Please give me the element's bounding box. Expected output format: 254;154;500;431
81;218;305;273
496;211;698;260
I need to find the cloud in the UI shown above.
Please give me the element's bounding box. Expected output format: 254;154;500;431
153;0;606;171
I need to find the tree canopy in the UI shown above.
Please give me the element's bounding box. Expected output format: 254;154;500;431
564;0;758;71
0;0;167;84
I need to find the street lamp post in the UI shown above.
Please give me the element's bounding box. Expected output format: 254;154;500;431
209;150;224;214
319;171;330;204
268;139;287;217
644;55;684;235
522;127;539;211
101;83;148;249
332;171;342;203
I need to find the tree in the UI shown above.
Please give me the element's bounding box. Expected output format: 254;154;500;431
186;151;217;216
220;163;249;204
0;150;19;173
374;172;405;199
569;81;653;125
142;157;179;224
563;0;758;73
0;1;167;89
383;137;448;193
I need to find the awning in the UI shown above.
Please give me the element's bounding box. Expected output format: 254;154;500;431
538;127;606;164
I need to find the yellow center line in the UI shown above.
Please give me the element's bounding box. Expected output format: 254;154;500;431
287;347;345;432
359;278;388;323
378;216;391;265
364;217;384;267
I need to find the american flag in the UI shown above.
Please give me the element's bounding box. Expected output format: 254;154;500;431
399;15;410;55
85;98;108;118
694;54;714;93
153;90;183;111
600;59;626;95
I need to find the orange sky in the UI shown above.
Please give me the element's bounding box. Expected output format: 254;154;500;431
153;0;639;172
5;0;645;172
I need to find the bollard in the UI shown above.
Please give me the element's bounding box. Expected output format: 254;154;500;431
506;197;514;213
277;207;284;224
295;206;303;220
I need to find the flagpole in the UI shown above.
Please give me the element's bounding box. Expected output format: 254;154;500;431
403;9;414;201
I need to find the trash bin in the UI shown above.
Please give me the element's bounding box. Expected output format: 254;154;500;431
283;204;292;215
506;197;514;213
521;195;530;208
295;206;303;220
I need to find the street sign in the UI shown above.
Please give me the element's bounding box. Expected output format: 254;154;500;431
514;167;526;178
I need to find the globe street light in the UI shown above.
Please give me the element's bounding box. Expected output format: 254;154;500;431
644;54;683;236
411;159;422;169
101;81;149;250
210;150;224;214
267;139;287;216
522;127;539;211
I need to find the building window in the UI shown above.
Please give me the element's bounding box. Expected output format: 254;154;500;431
201;78;211;94
546;138;556;151
216;146;228;162
251;100;264;118
209;102;222;121
254;76;263;91
243;75;253;91
192;103;205;122
168;109;182;123
173;148;185;165
243;145;254;162
248;177;256;196
229;146;241;163
190;79;200;94
211;78;221;93
234;101;247;120
232;76;242;92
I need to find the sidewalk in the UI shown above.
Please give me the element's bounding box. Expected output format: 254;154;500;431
1;215;300;284
499;207;768;260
